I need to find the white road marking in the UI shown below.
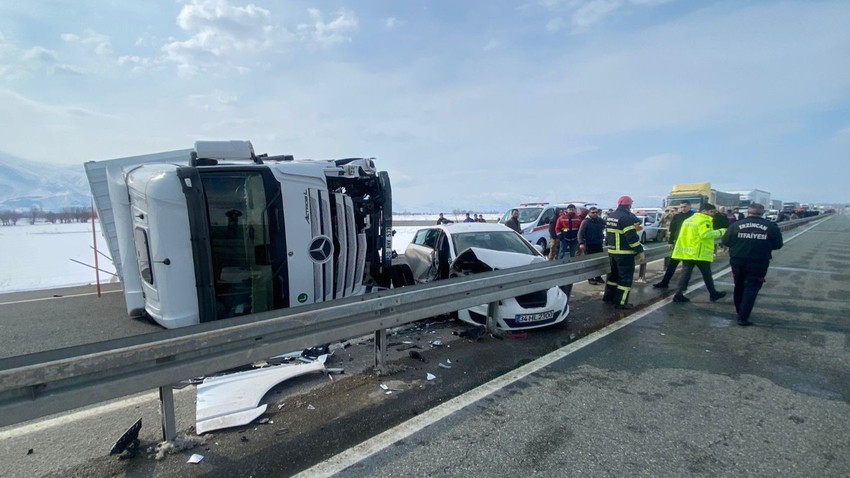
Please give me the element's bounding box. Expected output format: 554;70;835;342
0;390;159;440
0;289;121;306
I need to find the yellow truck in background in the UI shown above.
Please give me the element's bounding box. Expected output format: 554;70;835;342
664;182;739;210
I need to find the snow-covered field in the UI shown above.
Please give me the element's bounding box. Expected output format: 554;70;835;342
0;214;504;293
0;222;119;293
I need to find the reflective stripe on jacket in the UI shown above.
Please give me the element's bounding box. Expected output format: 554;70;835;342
606;206;644;255
672;212;725;261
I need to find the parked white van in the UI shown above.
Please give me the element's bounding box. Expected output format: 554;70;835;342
498;202;599;254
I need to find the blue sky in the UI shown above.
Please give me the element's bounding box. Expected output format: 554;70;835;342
1;0;848;211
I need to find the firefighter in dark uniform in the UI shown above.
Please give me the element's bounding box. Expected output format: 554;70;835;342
721;203;783;326
604;195;645;310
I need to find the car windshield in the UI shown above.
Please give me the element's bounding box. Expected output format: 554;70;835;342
500;207;543;223
452;231;538;256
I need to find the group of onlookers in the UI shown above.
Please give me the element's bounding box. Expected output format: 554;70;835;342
436;212;489;225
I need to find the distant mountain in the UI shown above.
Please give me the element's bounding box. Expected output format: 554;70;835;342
0;152;91;212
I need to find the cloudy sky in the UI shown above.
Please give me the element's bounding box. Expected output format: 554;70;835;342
1;0;848;211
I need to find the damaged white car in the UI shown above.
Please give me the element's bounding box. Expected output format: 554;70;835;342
396;223;569;330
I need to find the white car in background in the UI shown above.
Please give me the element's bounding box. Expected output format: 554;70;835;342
633;208;664;242
396;223;569;330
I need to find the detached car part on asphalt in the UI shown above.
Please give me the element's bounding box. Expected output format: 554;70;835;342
394;223;569;331
195;354;329;434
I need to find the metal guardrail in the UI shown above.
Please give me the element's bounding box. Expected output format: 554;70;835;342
0;246;666;430
0;213;826;435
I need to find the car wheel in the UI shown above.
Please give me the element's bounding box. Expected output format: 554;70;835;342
640;232;646;242
537;238;548;255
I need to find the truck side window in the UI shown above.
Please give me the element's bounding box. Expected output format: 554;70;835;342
133;227;154;285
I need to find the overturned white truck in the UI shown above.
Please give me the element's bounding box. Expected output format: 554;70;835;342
86;140;393;328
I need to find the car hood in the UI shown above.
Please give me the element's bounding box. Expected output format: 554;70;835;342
451;247;544;275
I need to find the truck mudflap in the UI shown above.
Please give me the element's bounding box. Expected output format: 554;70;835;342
176;167;218;323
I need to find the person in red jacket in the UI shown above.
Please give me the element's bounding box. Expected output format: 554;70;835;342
555;204;582;259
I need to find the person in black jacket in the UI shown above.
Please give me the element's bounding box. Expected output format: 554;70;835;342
505;209;521;233
603;196;645;310
721;203;783;326
713;207;730;230
436;213;454;225
578;206;606;284
547;208;563;260
653;201;694;289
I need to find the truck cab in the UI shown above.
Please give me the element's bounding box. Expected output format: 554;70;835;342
86;141;392;328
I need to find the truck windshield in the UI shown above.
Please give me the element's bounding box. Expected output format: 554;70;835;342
201;171;278;319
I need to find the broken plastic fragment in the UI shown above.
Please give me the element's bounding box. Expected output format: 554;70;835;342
195;355;328;434
380;383;389;390
110;418;142;455
438;363;451;369
187;454;204;464
426;373;436;381
307;404;316;410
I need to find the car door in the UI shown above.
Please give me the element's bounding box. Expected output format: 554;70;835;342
404;228;442;283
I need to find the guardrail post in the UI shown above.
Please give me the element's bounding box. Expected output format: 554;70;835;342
485;301;499;333
374;329;387;375
159;386;177;442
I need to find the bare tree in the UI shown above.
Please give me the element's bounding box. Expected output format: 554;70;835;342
29;206;41;225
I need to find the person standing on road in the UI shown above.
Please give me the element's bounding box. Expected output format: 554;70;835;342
578;206;606;284
670;202;727;303
603;196;645;310
654;201;694;289
556;204;582;259
721;203;783;326
505;209;521;233
463;213;475;223
436;213;454;225
714;207;730;230
547;207;562;260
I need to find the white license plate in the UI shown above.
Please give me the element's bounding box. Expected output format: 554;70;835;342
515;310;554;323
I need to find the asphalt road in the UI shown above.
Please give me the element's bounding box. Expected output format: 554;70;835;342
0;214;845;477
308;214;850;477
